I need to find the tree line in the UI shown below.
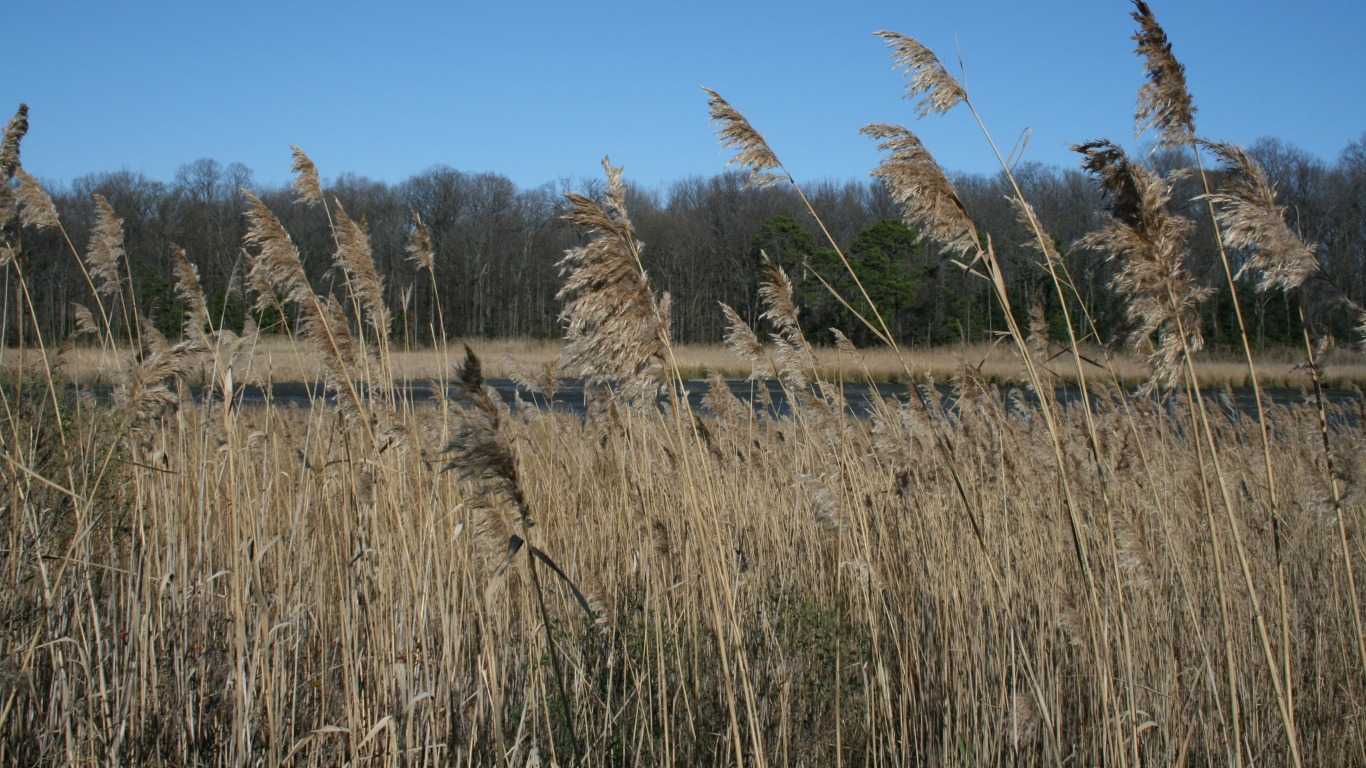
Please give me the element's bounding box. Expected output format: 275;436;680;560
6;133;1365;351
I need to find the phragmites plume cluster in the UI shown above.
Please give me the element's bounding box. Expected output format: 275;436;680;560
289;145;324;207
862;123;980;258
703;88;784;188
0;103;26;172
301;294;364;396
71;303;98;337
1202;142;1318;294
718;301;771;380
332;200;391;341
443;346;528;571
171;244;211;341
1131;0;1197;146
1204;141;1366;342
1075;139;1210;390
874;31;966;117
14;169;60;231
406;211;435;272
0;105;28;218
243;190;312;313
116;334;207;449
758;258;816;392
1027;300;1050;360
1011;197;1062;267
556;158;669;402
86;194;127;298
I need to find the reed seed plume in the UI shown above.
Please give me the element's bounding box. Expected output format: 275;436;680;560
0;104;28;229
701;371;746;421
444;345;531;547
1203;140;1366;344
1027;300;1050;359
758;258;815;391
14;168;60;231
86;194;126;298
1075;139;1209;389
300;293;364;397
445;345;519;505
831;327;857;354
171;244;211;341
703;88;784;188
873;31;966;117
139;314;169;357
862;123;980;258
0;104;27;180
243;190;311;313
333;200;391;340
116;335;206;447
1201;142;1318;294
557;158;667;401
510;358;561;402
289;145;324;207
719;301;769;379
1131;0;1197;146
71;302;98;337
1010;197;1061;266
406;210;435;273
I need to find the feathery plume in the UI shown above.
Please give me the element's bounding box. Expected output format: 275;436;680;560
332;200;391;341
557;158;668;401
406;210;435;272
242;190;311;313
289;145;324;207
1201;142;1318;294
1202;140;1366;345
1074;139;1209;390
703;88;784;188
171;244;211;341
299;293;365;400
71;303;98;337
14;169;60;231
0;104;27;180
116;335;206;448
86;194;126;298
874;31;966;117
1027;300;1050;359
1010;197;1061;266
719;302;769;379
139;314;169;357
758;259;816;392
445;346;523;509
445;346;531;572
830;328;857;355
0;104;27;228
510;358;561;403
1131;1;1197;146
702;371;746;421
863;123;980;258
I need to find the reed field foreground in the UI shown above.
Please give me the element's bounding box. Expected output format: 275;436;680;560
3;2;1366;766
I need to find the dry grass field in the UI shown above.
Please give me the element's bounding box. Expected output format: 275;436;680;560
2;3;1365;766
7;336;1365;391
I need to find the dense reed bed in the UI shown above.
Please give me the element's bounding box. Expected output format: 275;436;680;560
2;2;1364;765
9;337;1366;391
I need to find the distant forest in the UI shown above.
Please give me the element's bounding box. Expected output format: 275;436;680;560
7;134;1366;350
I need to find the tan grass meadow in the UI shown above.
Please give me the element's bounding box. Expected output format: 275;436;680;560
1;2;1364;766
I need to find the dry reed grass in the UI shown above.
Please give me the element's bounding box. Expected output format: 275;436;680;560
1;3;1364;766
10;337;1364;390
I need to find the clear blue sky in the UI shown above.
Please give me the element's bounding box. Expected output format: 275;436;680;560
6;1;1363;191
